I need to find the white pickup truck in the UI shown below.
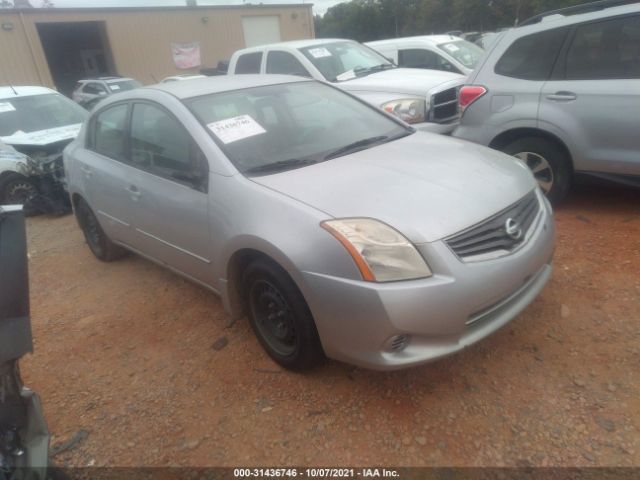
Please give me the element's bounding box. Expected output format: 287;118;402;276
227;39;465;134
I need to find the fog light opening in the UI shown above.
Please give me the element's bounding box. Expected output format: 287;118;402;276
388;334;410;353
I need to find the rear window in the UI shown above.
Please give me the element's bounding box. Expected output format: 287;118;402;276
235;52;263;74
495;28;568;80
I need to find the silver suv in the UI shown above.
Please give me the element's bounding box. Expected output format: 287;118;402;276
454;1;640;203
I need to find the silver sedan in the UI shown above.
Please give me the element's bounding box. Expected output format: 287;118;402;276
63;75;555;371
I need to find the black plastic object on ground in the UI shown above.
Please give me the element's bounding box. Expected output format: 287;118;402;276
0;205;50;480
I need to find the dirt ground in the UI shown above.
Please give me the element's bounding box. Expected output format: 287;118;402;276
21;181;640;468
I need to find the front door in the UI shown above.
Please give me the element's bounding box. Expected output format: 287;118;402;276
126;101;213;285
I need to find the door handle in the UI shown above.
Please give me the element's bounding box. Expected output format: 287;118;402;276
80;165;92;177
126;185;141;200
546;91;577;102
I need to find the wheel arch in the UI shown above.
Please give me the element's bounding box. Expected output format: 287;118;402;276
222;240;309;324
489;127;575;173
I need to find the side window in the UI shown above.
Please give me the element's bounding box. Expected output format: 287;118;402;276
235;52;263;74
566;15;640;80
92;103;128;160
130;103;206;189
495;28;568;80
398;49;441;70
266;51;310;76
84;83;107;95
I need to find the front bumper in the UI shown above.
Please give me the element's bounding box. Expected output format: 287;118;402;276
302;194;555;370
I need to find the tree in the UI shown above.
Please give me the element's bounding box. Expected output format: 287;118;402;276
315;0;598;40
0;0;13;7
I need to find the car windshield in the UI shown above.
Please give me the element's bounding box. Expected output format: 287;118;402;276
107;80;141;93
437;40;485;69
186;81;411;175
299;41;395;82
0;93;86;137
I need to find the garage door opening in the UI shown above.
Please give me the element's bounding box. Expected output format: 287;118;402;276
242;15;282;48
36;21;116;96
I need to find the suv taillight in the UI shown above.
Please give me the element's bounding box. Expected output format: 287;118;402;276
459;86;487;113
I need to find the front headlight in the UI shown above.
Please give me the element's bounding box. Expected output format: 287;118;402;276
321;218;432;282
381;98;426;124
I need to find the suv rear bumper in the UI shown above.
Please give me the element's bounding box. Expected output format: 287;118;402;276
416;121;458;135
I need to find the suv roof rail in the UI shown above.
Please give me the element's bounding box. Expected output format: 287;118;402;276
519;0;639;26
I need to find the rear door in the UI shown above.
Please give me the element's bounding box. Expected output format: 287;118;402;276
540;13;640;175
125;101;213;285
78;102;139;246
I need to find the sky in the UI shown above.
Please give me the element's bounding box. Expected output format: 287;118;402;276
29;0;345;15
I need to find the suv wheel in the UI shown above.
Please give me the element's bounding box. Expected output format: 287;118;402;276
76;199;127;262
243;258;325;371
502;137;571;204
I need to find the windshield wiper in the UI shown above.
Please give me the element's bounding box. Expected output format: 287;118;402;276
244;158;318;175
354;64;397;76
324;136;390;160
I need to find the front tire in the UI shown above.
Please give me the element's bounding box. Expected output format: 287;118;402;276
502;137;571;204
76;198;127;262
243;259;324;371
0;173;39;216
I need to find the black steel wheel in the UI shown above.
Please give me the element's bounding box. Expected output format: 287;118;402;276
0;173;39;215
243;258;324;370
76;198;126;262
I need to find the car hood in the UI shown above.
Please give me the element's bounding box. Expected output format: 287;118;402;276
251;133;537;243
0;123;82;147
339;68;464;95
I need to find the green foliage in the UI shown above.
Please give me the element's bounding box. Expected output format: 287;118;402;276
315;0;598;41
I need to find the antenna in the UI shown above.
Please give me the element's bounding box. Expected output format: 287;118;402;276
9;85;18;95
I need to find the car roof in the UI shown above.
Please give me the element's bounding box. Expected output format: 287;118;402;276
145;74;312;99
235;38;354;54
367;35;463;46
514;2;639;34
0;85;57;99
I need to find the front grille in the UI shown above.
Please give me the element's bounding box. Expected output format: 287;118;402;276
446;191;540;261
429;86;460;124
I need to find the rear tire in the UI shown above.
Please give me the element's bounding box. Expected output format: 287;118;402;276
76;198;127;262
243;258;325;371
502;137;571;204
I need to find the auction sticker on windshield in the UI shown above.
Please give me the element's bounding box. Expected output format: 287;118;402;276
308;47;332;58
0;102;16;113
208;115;266;144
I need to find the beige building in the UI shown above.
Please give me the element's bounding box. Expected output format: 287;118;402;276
0;4;314;94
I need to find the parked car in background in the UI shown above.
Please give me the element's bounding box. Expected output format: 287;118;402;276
227;39;465;134
475;31;501;49
64;75;554;371
454;1;640;203
72;76;142;110
200;61;230;76
366;35;486;76
1;86;87;214
161;74;207;83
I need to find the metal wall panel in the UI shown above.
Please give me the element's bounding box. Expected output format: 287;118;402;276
0;5;314;88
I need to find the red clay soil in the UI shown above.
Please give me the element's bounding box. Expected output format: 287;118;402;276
21;182;640;467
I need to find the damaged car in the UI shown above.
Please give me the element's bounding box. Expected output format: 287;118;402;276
0;87;87;215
